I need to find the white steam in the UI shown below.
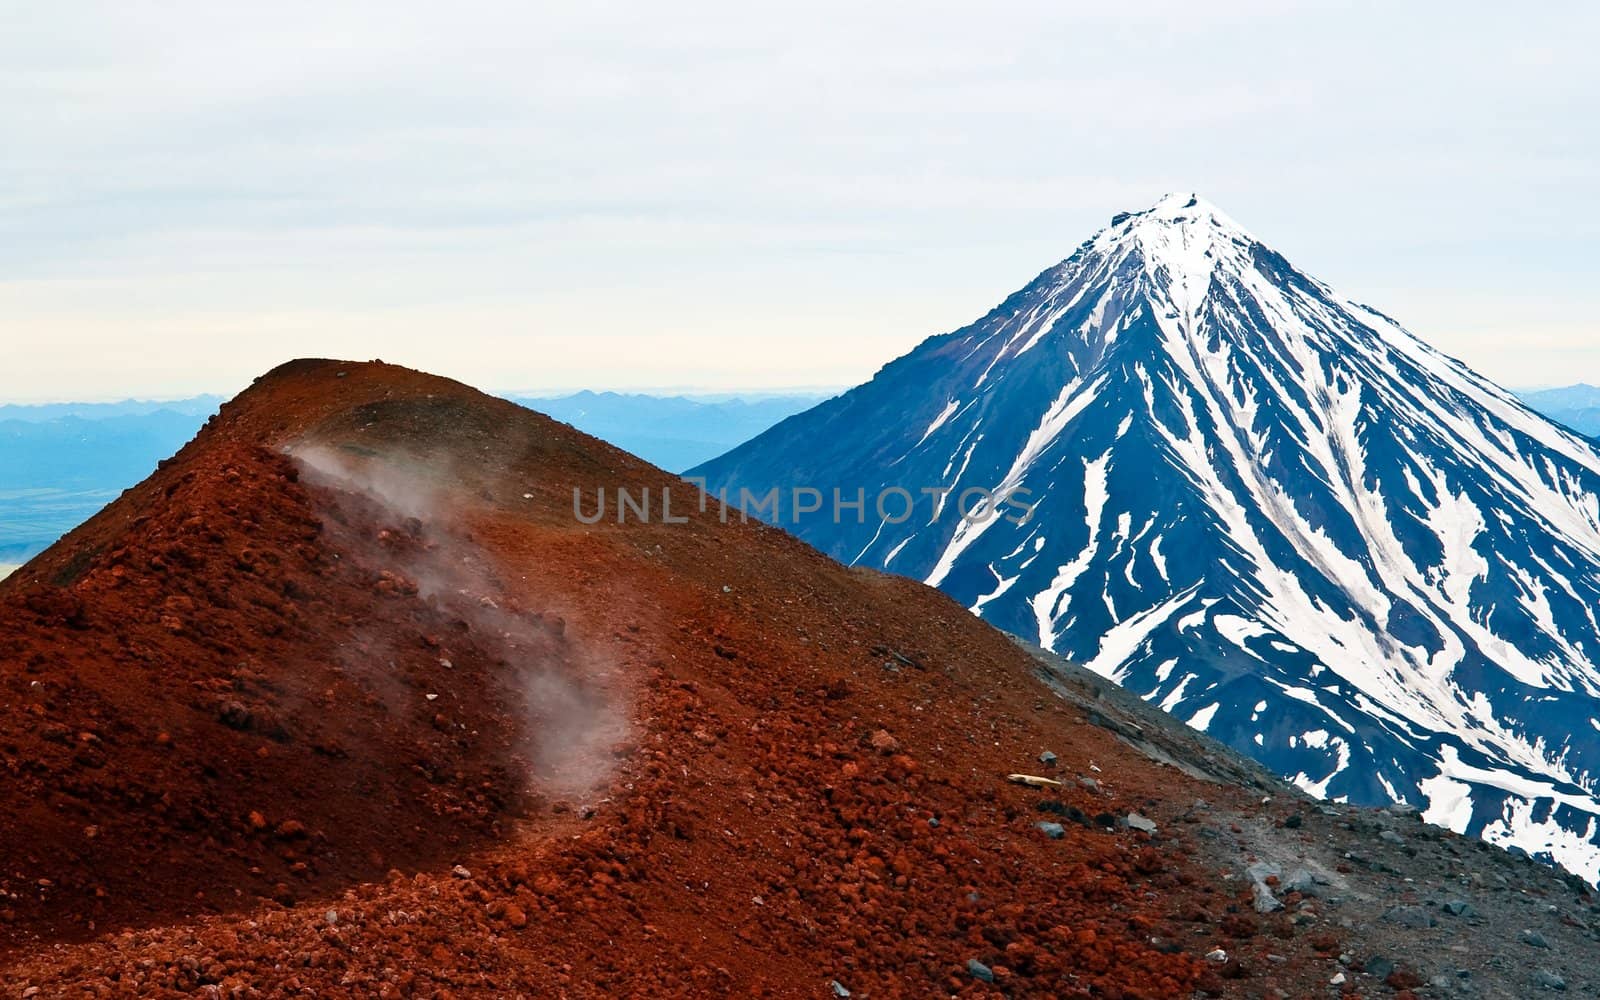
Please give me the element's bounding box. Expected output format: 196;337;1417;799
287;441;630;801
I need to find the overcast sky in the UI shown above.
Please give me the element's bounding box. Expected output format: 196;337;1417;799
3;1;1596;401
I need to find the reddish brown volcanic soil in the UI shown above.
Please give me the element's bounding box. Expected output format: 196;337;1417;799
0;361;1333;997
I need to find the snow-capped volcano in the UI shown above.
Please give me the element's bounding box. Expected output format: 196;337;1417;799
691;192;1600;879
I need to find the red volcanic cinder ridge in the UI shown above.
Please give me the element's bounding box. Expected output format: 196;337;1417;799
0;360;1298;997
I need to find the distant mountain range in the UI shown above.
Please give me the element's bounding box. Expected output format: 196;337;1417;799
512;390;828;472
0;389;823;561
693;194;1600;879
0;406;220;562
1518;385;1600;439
0;396;226;423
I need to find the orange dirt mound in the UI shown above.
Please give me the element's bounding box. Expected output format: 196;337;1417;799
0;360;1285;996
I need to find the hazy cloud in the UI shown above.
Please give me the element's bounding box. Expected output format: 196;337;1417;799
3;1;1596;398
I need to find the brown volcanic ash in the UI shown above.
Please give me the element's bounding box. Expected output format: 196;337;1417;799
0;360;1319;996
